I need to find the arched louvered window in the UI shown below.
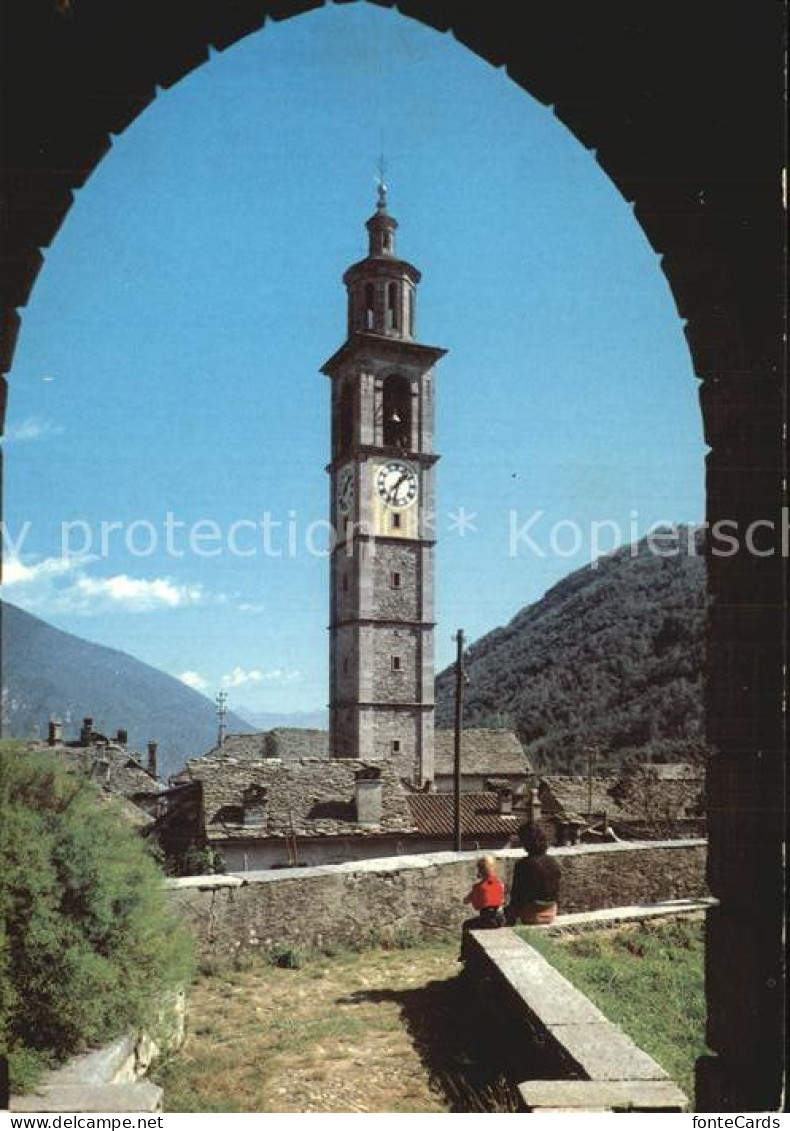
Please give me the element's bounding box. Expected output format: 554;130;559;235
383;373;411;449
387;282;399;331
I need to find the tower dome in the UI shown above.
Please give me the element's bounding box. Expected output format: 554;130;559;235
343;184;420;341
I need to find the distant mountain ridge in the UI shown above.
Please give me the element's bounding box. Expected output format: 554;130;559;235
3;529;708;782
236;707;328;731
435;530;708;775
1;601;256;780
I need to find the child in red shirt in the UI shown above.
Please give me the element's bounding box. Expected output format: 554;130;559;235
460;856;505;958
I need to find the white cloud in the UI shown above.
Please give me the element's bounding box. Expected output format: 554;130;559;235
222;666;263;688
179;670;209;691
1;553;207;616
2;553;93;586
222;666;300;689
4;417;64;443
237;601;267;615
74;574;205;611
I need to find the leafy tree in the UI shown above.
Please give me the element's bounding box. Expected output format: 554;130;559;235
0;743;193;1093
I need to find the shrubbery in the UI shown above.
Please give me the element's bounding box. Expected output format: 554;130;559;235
0;743;194;1093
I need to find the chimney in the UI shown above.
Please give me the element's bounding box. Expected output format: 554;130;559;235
80;717;93;746
497;786;514;815
147;740;158;780
47;720;63;747
116;728;128;748
242;784;268;827
355;765;383;826
526;787;542;825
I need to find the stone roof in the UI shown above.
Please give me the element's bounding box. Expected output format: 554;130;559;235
93;787;155;829
187;756;415;841
406;792;521;838
32;741;161;801
627;763;704;781
434;728;530;778
539;776;632;823
540;766;705;824
611;763;705;818
200;729;329;763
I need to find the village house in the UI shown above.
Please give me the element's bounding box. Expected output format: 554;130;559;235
157;755;416;871
196;728;329;765
404;787;523;853
193;727;529;793
154;738;534;871
430;728;532;793
537;762;706;844
28;717;164;826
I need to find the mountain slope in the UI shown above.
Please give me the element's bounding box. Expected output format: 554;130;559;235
1;601;256;779
237;707;328;731
435;530;708;774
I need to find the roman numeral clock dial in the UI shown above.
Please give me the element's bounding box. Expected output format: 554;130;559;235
376;461;418;508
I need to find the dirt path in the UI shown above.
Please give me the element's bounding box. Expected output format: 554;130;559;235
159;940;468;1113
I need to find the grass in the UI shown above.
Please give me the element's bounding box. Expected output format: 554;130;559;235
154;935;463;1113
517;918;709;1098
156;918;709;1111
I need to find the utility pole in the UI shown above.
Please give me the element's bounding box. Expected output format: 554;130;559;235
216;690;228;749
453;628;465;852
585;744;597;816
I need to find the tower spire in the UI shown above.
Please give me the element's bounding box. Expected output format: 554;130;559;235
367;147;396;259
376;148;388;212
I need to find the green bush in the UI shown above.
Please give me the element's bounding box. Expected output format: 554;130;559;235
0;744;194;1093
266;943;304;969
167;846;227;878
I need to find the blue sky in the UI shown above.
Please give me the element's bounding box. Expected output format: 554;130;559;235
1;3;705;715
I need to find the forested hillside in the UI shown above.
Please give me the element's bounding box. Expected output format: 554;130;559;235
435;530;708;775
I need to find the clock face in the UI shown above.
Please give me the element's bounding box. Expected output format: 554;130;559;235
336;465;355;515
376;461;418;509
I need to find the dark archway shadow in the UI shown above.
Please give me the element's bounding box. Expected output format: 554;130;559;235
337;969;566;1112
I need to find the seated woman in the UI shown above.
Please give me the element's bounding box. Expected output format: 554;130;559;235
460;855;505;955
505;823;561;925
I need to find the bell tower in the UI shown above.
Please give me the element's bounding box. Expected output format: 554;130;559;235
321;183;446;785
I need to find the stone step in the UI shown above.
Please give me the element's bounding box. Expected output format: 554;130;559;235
548;897;717;932
36;1035;138;1087
11;1081;163;1113
467;927;689;1108
519;1078;689;1112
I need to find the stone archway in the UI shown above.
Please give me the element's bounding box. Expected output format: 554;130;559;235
0;0;783;1111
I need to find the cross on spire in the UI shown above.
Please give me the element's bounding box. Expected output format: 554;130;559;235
376;145;388;211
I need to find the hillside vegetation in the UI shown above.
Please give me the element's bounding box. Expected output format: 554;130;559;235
0;742;193;1092
436;530;708;775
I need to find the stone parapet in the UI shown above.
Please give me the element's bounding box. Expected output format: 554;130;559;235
167;839;707;956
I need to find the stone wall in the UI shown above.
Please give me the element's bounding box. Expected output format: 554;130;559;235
371;542;420;619
371;625;420;702
168;839;707;957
